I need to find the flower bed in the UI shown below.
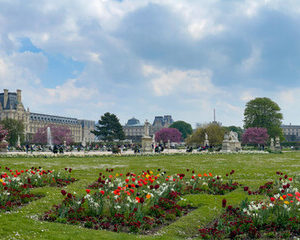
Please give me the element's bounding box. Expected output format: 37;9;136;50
43;169;238;233
198;172;300;239
0;166;75;211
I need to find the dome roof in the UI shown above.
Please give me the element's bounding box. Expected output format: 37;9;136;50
126;117;140;126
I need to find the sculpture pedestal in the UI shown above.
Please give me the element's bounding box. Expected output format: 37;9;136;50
222;140;241;152
142;136;153;153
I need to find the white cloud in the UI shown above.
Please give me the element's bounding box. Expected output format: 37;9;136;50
240;47;261;72
240;90;256;102
143;64;215;96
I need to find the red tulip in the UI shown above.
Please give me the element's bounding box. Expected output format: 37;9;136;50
222;198;227;208
86;189;91;194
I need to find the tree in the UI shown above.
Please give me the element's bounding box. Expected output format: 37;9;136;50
244;98;283;139
242;127;269;145
223;126;243;141
169;121;193;139
155;128;182;144
32;124;73;145
186;123;225;146
0;125;8;149
92;112;125;141
0;119;24;146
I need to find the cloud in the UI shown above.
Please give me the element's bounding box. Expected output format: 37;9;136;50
143;65;215;96
1;0;300;126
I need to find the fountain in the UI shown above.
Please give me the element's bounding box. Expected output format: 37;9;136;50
47;127;52;147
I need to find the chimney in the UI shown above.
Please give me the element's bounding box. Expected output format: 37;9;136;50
3;89;8;108
17;89;22;104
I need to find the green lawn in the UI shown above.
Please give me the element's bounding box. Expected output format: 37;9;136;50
0;152;299;240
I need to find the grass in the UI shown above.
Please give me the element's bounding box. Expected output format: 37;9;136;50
0;152;299;239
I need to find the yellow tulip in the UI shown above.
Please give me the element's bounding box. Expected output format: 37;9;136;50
284;201;289;205
280;196;284;201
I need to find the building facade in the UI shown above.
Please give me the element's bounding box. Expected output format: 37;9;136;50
0;89;95;144
123;115;174;142
281;124;300;142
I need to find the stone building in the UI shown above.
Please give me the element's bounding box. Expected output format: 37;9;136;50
281;124;300;142
0;89;95;144
123;115;174;142
123;118;144;142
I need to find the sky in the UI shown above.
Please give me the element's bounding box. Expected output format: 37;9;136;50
1;0;300;127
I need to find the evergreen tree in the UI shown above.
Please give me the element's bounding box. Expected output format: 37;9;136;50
92;112;125;141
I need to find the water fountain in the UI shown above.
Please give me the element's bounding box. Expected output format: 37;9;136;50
47;127;52;147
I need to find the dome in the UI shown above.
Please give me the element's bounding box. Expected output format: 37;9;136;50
126;117;140;126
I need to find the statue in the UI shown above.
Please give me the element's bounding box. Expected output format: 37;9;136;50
142;120;152;152
144;120;150;137
204;133;209;147
275;136;280;149
229;131;238;141
222;131;241;152
270;138;275;151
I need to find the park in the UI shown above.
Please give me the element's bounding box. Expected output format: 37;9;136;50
0;151;299;239
1;1;300;239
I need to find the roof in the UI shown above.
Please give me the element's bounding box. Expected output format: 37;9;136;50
0;92;18;110
126;117;141;126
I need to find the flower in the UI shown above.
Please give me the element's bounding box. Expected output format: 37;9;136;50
100;190;105;195
86;189;91;194
222;199;227;208
282;195;287;199
61;190;67;196
284;201;289;205
270;197;275;202
146;194;151;199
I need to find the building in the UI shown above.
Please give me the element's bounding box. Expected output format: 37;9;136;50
151;115;174;134
123;115;174;142
123;118;144;142
281;124;300;142
0;89;96;144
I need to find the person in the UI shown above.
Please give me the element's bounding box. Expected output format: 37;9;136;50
53;145;58;154
26;144;29;153
59;146;64;154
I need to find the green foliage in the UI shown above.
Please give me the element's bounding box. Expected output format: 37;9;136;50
0;118;24;146
244;97;283;139
186;123;225;146
169;121;193;139
92;112;125;141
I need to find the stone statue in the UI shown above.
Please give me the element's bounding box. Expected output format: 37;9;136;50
270;138;275;151
142;120;152;152
275;136;280;149
144;120;150;137
229;131;238;141
224;133;229;140
222;131;241;152
204;133;209;146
